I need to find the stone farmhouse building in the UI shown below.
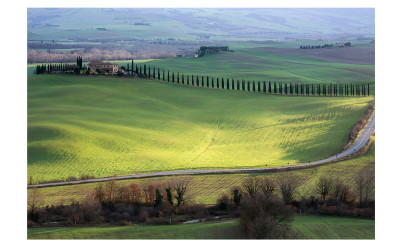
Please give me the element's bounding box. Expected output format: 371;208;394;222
88;61;119;74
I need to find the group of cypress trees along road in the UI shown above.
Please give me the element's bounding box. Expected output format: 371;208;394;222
133;63;371;97
34;58;372;97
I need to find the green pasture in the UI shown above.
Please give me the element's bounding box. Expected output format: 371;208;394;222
28;74;372;183
33;138;374;207
27;215;374;239
137;48;375;91
292;215;374;239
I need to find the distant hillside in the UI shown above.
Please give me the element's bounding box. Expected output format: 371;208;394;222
28;8;375;41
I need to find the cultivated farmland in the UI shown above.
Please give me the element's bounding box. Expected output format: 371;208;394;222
28;74;372;184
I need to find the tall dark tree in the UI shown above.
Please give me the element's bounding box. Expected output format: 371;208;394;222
136;65;138;74
207;76;209;88
242;80;245;91
368;83;370;96
269;81;271;93
155;189;163;207
196;75;199;86
177;72;180;84
252;81;255;92
248;81;251;91
165;187;173;206
222;78;225;89
167;70;170;82
227;78;230;90
144;64;147;77
212;78;214;88
237;80;240;91
163;70;165;81
153;66;156;79
202;76;204;87
263;81;266;93
187;75;189;85
192;75;194;85
131;60;134;75
217;78;220;88
172;72;174;83
182;73;185;84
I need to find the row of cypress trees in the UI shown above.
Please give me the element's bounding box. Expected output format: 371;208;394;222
133;64;371;97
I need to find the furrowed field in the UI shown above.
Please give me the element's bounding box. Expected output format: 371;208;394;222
34;137;374;206
27;215;374;239
28;74;372;184
139;46;375;93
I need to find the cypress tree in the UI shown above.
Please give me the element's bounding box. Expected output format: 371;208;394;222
167;70;170;82
258;81;261;92
157;68;160;80
263;81;266;93
136;65;138;74
207;76;209;88
248;81;251;92
182;73;184;84
192;75;194;85
222;78;225;89
242;80;245;91
163;70;165;81
153;66;155;79
252;81;255;92
144;64;147;77
274;82;277;94
269;81;271;93
196;75;199;86
202;76;204;87
237;80;240;90
177;72;179;84
139;65;142;76
131;60;134;75
217;78;219;88
187;75;189;85
227;78;230;90
368;83;370;96
212;78;214;88
172;72;175;83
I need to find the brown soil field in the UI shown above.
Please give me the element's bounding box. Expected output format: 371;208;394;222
260;47;375;65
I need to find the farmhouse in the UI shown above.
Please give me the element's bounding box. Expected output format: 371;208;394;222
88;61;119;74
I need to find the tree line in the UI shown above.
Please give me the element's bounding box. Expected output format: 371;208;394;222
132;63;371;97
35;57;371;97
28;167;374;239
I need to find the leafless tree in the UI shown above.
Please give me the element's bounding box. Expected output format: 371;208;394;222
316;176;334;200
80;193;102;223
354;166;375;207
260;176;275;196
277;174;303;204
242;176;262;198
27;187;43;214
172;177;192;208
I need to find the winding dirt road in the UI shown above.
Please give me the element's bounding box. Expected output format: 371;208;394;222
28;112;375;189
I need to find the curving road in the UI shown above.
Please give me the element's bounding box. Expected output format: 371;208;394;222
28;112;375;189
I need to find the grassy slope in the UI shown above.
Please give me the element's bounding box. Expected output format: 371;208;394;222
28;74;372;183
35;138;374;206
139;47;375;89
27;215;374;239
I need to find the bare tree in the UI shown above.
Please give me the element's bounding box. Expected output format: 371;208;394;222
354;166;375;207
242;176;262;198
316;176;334;200
80;193;102;223
277;174;303;204
172;177;192;208
27;187;43;214
260;176;275;196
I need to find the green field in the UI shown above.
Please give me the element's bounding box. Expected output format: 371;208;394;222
27;215;374;239
28;74;372;183
138;47;375;89
292;215;375;239
33;137;374;207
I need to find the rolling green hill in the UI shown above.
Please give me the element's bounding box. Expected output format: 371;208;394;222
137;47;375;88
28;74;372;183
27;215;374;239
